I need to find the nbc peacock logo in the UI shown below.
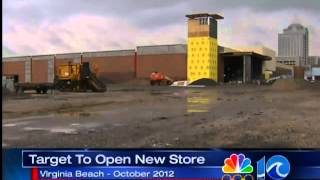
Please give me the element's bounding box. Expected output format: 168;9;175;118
222;154;254;174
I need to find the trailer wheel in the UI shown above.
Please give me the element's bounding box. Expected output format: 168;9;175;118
17;87;24;94
15;87;19;94
42;88;48;94
150;80;155;86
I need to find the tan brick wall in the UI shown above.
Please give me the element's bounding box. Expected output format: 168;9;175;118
82;56;135;82
136;53;187;80
31;60;48;83
3;50;189;84
2;61;25;82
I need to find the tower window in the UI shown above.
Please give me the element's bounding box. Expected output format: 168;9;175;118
199;17;208;25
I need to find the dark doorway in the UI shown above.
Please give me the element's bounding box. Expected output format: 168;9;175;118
224;57;243;82
220;52;271;83
251;59;263;80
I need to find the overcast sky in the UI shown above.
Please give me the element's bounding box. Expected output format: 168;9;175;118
3;0;320;57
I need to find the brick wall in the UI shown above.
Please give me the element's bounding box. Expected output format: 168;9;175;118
3;45;190;83
136;54;187;80
2;61;26;83
82;55;135;82
31;60;48;83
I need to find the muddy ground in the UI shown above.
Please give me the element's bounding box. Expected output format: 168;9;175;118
2;81;320;148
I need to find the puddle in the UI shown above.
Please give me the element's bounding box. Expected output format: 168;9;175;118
23;127;46;131
50;128;77;134
71;123;81;126
4;114;55;121
58;112;91;117
23;126;78;135
3;123;17;127
187;90;218;113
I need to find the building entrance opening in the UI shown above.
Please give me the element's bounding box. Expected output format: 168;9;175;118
224;57;243;83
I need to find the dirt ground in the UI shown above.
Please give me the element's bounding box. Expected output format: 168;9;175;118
2;80;320;148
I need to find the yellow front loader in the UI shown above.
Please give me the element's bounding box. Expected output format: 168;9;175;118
54;62;106;92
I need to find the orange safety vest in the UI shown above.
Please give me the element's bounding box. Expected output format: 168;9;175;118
150;72;164;81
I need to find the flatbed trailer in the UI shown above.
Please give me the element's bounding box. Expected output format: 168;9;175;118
14;82;54;94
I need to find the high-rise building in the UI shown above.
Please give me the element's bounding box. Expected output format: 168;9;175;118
277;24;309;66
308;56;320;66
186;13;223;83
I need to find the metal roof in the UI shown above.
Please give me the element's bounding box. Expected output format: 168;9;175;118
82;49;135;57
55;53;82;59
220;51;271;61
137;44;187;55
32;55;55;61
186;13;224;19
2;56;31;62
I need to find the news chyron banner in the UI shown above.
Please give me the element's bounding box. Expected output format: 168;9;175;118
3;149;320;180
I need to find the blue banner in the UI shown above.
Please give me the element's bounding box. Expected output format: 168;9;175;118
3;149;320;180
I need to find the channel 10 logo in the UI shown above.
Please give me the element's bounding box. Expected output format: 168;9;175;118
257;155;290;180
222;154;290;180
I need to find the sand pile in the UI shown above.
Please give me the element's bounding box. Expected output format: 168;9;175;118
272;79;300;90
189;78;218;86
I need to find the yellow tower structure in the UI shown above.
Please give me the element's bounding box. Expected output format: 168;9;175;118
186;13;223;83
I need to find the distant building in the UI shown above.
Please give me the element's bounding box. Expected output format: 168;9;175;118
276;56;306;66
277;24;309;66
307;56;320;66
305;66;320;81
278;56;320;67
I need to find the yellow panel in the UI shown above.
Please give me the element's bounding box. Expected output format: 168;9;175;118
187;37;218;83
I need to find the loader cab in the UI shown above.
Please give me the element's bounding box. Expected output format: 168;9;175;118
57;62;81;81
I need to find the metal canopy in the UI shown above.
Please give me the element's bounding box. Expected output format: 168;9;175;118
220;52;272;61
186;13;224;20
